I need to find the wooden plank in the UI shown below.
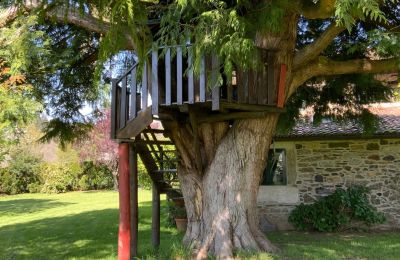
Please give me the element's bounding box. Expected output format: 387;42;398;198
267;51;276;105
248;70;256;104
258;49;269;105
152;182;160;248
197;110;285;124
129;144;138;257
120;77;128;129
277;64;287;108
188;48;194;104
165;48;171;105
116;107;153;139
130;67;137;119
152;50;159;115
142;61;148;109
211;55;220;110
110;79;117;139
177;47;183;105
220;101;286;112
199;55;206;102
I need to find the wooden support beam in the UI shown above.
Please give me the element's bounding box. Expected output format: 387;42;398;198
152;50;159;115
116;107;153;139
118;143;131;260
129;144;138;258
220;102;286;112
152;182;160;248
197;110;285;124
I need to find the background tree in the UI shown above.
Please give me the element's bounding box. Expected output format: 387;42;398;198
74;109;119;189
1;0;400;258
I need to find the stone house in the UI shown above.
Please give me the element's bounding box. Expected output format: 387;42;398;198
257;104;400;231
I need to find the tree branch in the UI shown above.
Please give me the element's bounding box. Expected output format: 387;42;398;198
299;0;336;19
294;22;345;69
290;56;399;95
0;1;135;49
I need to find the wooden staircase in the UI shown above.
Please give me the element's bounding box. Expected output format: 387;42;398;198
136;126;180;195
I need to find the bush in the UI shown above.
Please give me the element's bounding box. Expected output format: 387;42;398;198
39;162;81;193
289;186;386;232
0;151;42;194
78;161;114;190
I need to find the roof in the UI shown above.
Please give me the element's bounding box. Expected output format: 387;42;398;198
275;103;400;140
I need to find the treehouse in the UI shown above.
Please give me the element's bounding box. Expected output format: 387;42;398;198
110;44;286;259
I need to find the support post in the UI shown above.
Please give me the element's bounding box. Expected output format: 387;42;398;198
152;182;160;248
118;143;130;260
129;144;138;258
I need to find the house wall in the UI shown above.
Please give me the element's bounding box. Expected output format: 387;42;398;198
257;138;400;231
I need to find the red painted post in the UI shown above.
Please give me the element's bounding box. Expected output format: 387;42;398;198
118;143;130;260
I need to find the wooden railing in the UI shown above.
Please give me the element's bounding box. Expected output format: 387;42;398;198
111;45;286;139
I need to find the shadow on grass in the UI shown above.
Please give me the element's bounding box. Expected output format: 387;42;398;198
0;202;183;260
0;199;73;216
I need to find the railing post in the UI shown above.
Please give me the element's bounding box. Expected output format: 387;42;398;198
151;50;159;115
130;67;137;119
120;77;128;129
177;47;183;105
211;55;220;111
165;48;171;105
111;79;117;139
187;47;194;104
199;55;206;102
142;61;148;109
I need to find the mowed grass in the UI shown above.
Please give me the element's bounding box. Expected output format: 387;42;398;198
0;191;399;260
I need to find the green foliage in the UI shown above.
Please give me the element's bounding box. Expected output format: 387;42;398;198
138;157;152;189
38;162;82;193
289;186;386;232
79;161;114;190
0;150;42;195
335;0;389;31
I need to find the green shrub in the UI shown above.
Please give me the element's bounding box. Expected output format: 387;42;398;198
289;186;386;232
138;157;152;189
39;162;81;193
0;151;42;194
78;161;114;190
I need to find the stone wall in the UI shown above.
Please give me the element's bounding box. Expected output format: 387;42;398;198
257;138;400;231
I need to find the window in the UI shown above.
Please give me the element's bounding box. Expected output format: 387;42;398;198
260;149;287;186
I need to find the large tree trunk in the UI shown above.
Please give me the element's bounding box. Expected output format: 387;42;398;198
166;116;279;258
162;12;298;259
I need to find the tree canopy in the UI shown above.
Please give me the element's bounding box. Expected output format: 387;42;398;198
0;0;399;138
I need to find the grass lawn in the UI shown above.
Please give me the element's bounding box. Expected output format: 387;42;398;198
0;191;399;259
